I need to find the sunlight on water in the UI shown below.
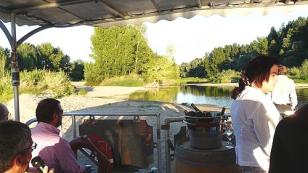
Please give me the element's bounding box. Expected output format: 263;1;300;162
129;85;308;109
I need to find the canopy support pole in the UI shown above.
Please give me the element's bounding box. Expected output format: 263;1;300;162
0;20;14;48
10;12;20;121
0;15;52;121
17;25;52;47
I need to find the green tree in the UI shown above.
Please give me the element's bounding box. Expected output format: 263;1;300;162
0;47;9;77
143;54;179;83
36;43;71;73
88;25;154;84
70;60;84;81
17;43;38;71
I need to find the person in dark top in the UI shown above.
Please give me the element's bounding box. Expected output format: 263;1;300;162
269;103;308;173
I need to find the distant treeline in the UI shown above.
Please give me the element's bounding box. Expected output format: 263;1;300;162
1;16;308;87
0;43;84;81
180;17;308;83
0;43;83;101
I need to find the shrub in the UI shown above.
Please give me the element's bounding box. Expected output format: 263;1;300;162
20;70;45;93
41;71;74;97
179;77;208;84
77;88;87;95
84;63;104;86
1;70;74;101
299;59;308;80
0;75;13;102
212;70;240;83
288;67;301;79
288;60;308;82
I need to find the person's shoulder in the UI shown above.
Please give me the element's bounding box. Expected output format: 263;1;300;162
241;86;263;98
276;116;297;131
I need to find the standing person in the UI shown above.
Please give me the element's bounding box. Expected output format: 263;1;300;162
31;98;85;173
269;65;297;116
0;103;9;121
0;120;53;173
231;56;281;173
269;104;308;173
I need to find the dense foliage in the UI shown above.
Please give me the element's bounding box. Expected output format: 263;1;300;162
85;25;179;85
0;43;80;101
0;70;73;102
0;43;84;81
180;17;308;82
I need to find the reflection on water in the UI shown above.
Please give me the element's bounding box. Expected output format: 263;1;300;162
129;85;308;109
129;87;180;103
176;85;234;108
296;88;308;107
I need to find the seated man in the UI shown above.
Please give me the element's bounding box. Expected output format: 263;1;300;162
0;120;52;173
0;103;9;121
31;98;85;173
269;104;308;173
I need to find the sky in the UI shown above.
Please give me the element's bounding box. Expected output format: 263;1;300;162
0;9;308;64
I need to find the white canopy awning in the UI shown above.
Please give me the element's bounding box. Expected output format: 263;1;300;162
0;0;308;28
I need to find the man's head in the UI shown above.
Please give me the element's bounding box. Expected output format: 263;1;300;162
278;65;288;75
36;98;63;127
0;103;9;121
0;120;34;173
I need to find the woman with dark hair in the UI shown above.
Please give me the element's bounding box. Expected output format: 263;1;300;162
231;56;280;173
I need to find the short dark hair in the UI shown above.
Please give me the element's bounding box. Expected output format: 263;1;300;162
36;98;61;123
0;120;31;172
0;103;9;121
232;55;279;99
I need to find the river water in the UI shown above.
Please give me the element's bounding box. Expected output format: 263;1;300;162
129;85;308;109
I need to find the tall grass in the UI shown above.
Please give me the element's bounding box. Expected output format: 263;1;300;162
288;59;308;83
0;75;13;102
179;77;208;84
0;70;74;102
100;74;144;86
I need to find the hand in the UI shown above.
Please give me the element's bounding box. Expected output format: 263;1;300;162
25;166;54;173
42;166;54;173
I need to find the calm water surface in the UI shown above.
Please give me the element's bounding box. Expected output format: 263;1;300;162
129;85;308;108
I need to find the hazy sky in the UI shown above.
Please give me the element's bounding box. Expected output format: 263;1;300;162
0;9;308;64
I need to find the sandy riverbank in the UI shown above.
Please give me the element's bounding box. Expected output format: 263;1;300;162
6;86;148;122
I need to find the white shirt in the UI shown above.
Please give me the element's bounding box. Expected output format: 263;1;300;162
231;86;280;171
270;75;297;109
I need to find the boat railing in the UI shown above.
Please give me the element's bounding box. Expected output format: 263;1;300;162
26;112;162;173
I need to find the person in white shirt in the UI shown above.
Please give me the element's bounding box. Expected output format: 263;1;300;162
269;65;297;116
231;56;281;173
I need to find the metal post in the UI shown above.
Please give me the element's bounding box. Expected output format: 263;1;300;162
156;113;161;172
10;12;20;121
165;128;170;173
72;115;77;139
162;117;185;173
